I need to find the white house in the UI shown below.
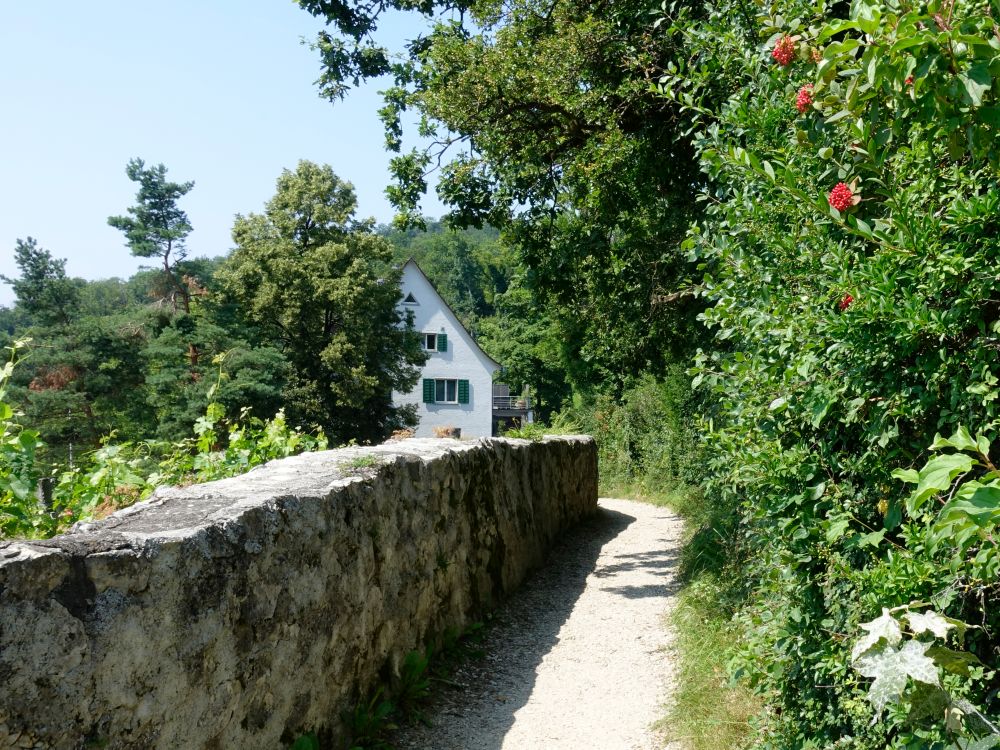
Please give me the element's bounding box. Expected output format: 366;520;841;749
392;259;501;438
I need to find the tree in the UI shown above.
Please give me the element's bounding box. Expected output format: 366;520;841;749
108;159;195;312
217;161;425;443
1;238;81;327
299;0;707;390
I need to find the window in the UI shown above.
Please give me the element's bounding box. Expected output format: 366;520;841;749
422;332;447;352
403;292;418;305
436;379;458;403
422;378;470;405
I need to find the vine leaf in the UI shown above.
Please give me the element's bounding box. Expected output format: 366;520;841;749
905;610;955;639
852;608;902;661
855;640;939;719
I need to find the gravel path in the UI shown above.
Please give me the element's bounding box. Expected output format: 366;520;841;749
388;497;684;750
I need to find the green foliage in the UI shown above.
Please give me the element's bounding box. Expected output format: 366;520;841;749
500;421;547;441
0;238;80;327
108;158;195;311
218;161;425;444
303;0;708;393
569;368;703;496
665;572;758;750
344;687;396;750
0;340;52;539
289;733;320;750
0;380;327;541
656;0;1000;744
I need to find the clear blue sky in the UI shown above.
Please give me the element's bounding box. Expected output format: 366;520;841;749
0;1;444;306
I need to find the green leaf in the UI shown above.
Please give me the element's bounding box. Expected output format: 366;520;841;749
858;529;885;548
906;453;976;515
925;645;982;676
826;517;851;543
768;396;787;411
763;161;775;180
929;426;978;453
958;63;992;106
892;468;919;484
825;110;853;124
8;476;30;501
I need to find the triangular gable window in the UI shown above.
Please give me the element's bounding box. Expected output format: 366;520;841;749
403;292;418;305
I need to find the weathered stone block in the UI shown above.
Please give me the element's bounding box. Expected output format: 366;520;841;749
0;436;597;749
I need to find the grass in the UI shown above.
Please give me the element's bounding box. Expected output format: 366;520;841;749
605;478;759;750
660;573;759;750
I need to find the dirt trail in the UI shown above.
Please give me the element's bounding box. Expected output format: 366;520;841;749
388;497;684;750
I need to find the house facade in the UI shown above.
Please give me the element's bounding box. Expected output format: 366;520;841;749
392;259;500;438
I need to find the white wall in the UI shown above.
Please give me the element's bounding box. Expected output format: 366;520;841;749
392;262;499;438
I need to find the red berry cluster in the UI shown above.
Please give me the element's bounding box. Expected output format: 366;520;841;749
839;294;854;311
904;75;914;86
772;36;796;66
796;85;813;113
828;182;854;212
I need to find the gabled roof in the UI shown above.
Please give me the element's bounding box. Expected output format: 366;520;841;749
401;257;501;371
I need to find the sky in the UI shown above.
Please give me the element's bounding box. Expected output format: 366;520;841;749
0;1;445;306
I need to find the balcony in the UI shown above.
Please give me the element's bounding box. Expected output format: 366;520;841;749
493;395;532;411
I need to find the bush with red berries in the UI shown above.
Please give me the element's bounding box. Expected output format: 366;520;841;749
667;0;1000;746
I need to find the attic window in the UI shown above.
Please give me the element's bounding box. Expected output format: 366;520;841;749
403;292;418;305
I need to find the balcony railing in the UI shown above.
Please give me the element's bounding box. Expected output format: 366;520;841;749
493;396;531;411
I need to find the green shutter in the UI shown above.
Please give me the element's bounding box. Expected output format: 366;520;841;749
422;379;435;403
437;332;448;352
458;379;470;404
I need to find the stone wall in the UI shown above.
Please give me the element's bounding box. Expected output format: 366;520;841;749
0;436;597;750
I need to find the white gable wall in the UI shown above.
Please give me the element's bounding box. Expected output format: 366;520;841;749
393;261;499;438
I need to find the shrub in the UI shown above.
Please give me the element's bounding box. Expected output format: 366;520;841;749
657;0;1000;744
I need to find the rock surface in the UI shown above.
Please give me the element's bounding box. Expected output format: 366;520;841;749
0;436;597;749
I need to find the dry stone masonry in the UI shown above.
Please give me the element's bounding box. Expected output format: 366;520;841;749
0;436;597;750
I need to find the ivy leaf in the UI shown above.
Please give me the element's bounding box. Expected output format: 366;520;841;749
855;640;939;720
904;610;954;639
852;608;902;661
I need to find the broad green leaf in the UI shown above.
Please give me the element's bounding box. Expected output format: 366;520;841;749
763;161;775;180
892;468;919;484
825;516;850;543
925;645;982;676
958;63;992;106
769;396;787;411
906;453;976;514
825;110;853;124
858;529;885;548
929;426;978;453
8;476;30;501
